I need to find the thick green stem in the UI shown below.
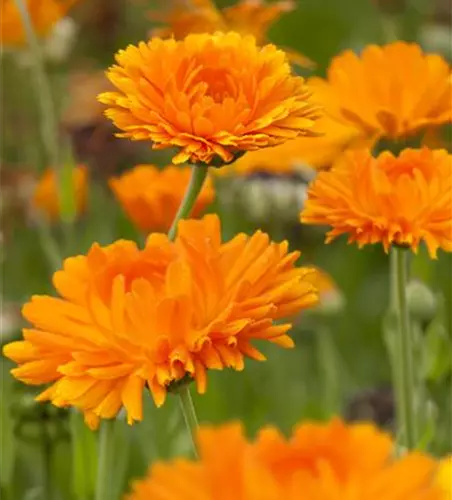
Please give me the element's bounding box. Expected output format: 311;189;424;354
13;0;59;167
392;248;417;449
177;385;199;458
168;166;208;240
95;420;116;500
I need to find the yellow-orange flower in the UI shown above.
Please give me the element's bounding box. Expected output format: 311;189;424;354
1;0;78;46
125;418;444;500
3;214;319;428
98;32;321;166
309;42;452;141
110;165;215;232
220;116;368;176
436;457;452;496
149;0;315;69
300;148;452;258
33;166;88;221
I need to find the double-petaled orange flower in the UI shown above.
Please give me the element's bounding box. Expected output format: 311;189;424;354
309;42;452;141
125;418;445;500
3;215;319;429
33;166;88;221
110;165;215;232
300;148;452;258
98;32;321;166
149;0;315;68
1;0;78;46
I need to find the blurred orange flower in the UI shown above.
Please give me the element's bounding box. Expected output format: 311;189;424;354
125;418;443;500
221;116;367;176
33;166;88;221
3;214;319;428
149;0;315;69
300;148;452;258
110;165;214;232
1;0;78;46
98;32;321;166
436;457;452;496
310;42;452;141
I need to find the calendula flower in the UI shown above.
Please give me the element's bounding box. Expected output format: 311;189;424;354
1;0;78;47
110;165;215;232
300;148;452;258
149;0;315;68
3;215;319;428
98;32;321;166
309;42;452;141
33;166;88;221
125;418;443;500
436;456;452;496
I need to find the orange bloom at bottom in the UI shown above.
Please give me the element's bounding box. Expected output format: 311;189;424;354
126;418;445;500
109;165;215;232
300;148;452;258
3;214;319;429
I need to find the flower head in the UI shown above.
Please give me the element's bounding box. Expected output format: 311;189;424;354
110;164;215;232
1;0;78;46
3;214;319;428
33;166;88;221
436;457;452;496
98;32;321;166
300;148;452;258
310;42;452;141
125;418;444;500
149;0;315;68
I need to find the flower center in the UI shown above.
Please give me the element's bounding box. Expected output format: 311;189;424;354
196;66;237;103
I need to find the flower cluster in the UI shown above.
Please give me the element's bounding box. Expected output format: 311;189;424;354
3;215;319;428
126;418;446;500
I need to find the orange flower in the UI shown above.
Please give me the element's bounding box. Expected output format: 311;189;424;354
436;457;452;496
220;116;367;176
149;0;315;69
33;166;88;221
3;214;319;428
98;32;321;166
1;0;78;46
309;42;452;141
300;148;452;258
125;419;444;500
110;165;215;232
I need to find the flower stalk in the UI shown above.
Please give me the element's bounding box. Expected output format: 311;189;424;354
177;385;200;458
168;166;209;240
13;0;59;168
95;419;116;500
392;247;417;449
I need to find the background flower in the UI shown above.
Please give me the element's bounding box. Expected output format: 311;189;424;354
99;32;321;165
309;42;452;141
1;0;78;46
3;215;319;428
300;148;452;258
32;165;88;221
110;164;215;232
125;419;443;500
148;0;315;68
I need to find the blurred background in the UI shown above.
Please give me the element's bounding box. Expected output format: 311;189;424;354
1;0;451;498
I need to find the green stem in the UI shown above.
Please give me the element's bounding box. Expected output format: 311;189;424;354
13;0;59;167
392;248;417;449
177;385;199;458
168;166;208;240
95;420;116;500
41;413;53;500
